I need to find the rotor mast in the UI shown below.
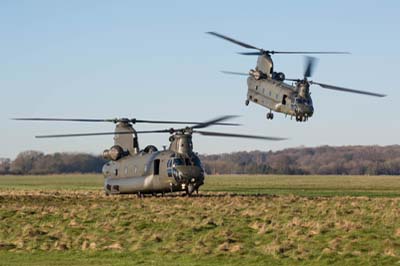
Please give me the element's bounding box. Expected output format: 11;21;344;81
114;121;139;154
168;132;194;154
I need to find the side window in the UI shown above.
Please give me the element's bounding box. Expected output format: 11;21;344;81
153;159;160;175
282;95;287;105
167;160;172;177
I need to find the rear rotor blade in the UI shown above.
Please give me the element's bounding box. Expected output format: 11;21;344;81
13;118;117;123
207;32;350;56
238;52;262;56
310;81;387;97
221;71;249;76
194;130;287;141
36;131;133;138
12;117;239;126
35;129;175;138
206;32;261;50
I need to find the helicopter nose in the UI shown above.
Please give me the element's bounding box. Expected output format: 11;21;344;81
298;104;314;116
175;166;204;184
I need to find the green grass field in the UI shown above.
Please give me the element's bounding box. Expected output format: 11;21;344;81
1;174;400;196
1;174;400;265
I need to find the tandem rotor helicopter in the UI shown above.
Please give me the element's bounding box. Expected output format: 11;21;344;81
207;32;387;122
14;116;286;196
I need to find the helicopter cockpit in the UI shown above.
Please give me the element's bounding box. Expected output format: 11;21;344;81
167;154;204;180
293;96;314;121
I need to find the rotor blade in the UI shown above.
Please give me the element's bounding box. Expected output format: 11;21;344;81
35;129;176;138
132;119;239;126
238;52;262;56
270;51;350;54
192;115;239;129
221;71;249;76
12;117;239;126
310;81;387;97
194;130;287;141
240;51;350;56
13;118;117;123
206;32;261;50
285;78;301;82
304;56;317;78
35;131;134;138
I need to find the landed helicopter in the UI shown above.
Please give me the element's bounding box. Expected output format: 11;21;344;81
207;32;386;122
14;116;286;196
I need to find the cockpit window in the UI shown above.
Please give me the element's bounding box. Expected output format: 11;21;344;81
173;158;184;166
192;156;202;168
295;98;312;105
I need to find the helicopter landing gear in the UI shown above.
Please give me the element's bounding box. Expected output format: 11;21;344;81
295;115;308;122
185;183;196;197
245;99;250;106
266;112;274;120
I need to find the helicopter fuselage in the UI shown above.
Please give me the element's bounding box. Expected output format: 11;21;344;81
246;76;314;121
102;134;205;195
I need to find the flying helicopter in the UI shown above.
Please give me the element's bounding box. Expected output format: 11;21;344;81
14;116;286;196
207;32;386;122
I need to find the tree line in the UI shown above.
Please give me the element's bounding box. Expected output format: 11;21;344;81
200;145;400;175
1;145;400;175
0;151;106;175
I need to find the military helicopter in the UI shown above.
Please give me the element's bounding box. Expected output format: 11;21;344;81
207;32;386;122
14;116;286;196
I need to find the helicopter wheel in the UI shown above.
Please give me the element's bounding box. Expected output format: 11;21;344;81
185;183;196;197
245;99;249;106
266;112;274;120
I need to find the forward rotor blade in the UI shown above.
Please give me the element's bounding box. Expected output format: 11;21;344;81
191;115;239;129
285;78;301;82
304;56;317;78
221;71;249;76
206;32;261;50
310;81;387;97
271;51;350;55
194;130;287;141
240;51;350;56
132;119;239;126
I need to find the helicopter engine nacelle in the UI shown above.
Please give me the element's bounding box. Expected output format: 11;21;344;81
103;145;125;161
272;72;285;81
249;69;267;80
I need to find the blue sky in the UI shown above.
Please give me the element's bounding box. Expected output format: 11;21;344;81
1;0;399;158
